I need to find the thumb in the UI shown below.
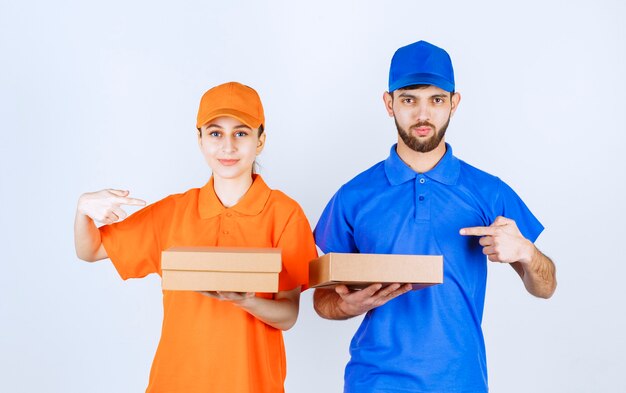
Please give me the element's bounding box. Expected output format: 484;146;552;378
109;189;129;197
492;216;510;226
335;285;350;296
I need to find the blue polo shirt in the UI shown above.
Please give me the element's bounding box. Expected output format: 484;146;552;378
314;144;543;393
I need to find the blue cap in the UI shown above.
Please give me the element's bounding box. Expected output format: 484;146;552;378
388;40;455;93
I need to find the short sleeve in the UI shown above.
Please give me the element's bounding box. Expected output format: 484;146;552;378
276;212;318;292
99;203;161;280
314;188;358;254
494;180;544;242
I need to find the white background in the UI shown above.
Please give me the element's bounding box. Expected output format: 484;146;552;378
1;1;625;392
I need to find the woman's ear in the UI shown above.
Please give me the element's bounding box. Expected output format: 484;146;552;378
256;132;267;155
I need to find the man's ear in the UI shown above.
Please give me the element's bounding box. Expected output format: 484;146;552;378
450;92;461;116
383;91;394;117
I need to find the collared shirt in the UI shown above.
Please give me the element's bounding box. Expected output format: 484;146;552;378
100;175;317;393
314;144;543;393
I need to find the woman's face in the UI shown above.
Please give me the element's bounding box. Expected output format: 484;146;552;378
198;116;265;182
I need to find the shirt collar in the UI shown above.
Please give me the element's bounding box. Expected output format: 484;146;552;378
198;174;272;219
384;143;460;186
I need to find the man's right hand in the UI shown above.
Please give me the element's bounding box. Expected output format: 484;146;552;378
334;283;413;318
77;189;146;225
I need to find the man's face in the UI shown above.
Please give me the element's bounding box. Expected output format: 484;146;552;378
384;85;460;153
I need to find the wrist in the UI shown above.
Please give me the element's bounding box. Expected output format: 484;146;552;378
77;194;91;215
518;239;536;265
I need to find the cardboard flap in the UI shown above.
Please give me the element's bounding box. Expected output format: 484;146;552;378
162;246;282;273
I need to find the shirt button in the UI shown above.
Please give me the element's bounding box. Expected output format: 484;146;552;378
418;195;425;201
223;230;229;235
419;178;425;184
226;212;232;217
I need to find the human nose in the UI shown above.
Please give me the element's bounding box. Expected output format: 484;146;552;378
414;102;430;122
221;136;237;153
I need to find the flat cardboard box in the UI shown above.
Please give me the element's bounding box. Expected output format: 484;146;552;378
161;246;282;292
309;252;443;290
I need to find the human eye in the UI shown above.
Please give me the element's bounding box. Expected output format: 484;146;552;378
433;97;446;104
235;130;249;137
402;98;414;104
208;130;221;137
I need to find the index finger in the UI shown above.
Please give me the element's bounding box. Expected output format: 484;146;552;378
459;226;496;237
115;196;146;206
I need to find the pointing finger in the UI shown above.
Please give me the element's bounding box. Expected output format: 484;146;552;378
116;197;147;206
108;189;129;197
459;226;496;237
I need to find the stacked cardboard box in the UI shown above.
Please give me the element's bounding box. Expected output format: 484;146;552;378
161;246;282;292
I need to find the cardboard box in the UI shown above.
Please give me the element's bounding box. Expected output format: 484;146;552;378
161;247;282;292
309;252;443;290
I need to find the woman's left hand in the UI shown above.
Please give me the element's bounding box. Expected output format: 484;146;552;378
197;291;256;303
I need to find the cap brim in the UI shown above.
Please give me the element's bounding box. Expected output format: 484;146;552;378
389;73;454;93
197;108;263;129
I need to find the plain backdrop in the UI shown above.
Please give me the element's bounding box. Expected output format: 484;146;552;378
1;1;625;392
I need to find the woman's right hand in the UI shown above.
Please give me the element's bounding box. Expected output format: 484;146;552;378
78;189;146;225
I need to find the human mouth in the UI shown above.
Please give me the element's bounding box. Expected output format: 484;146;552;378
412;126;433;137
218;159;239;166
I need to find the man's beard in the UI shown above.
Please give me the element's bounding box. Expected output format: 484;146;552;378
395;116;451;153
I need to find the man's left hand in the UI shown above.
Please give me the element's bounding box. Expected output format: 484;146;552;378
459;216;534;265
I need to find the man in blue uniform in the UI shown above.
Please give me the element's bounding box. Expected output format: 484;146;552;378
313;40;557;393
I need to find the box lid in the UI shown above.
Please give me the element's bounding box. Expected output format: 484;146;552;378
162;246;282;273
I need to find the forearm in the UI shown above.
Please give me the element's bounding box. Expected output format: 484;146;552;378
74;211;107;262
313;288;355;320
234;289;300;330
515;243;557;299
